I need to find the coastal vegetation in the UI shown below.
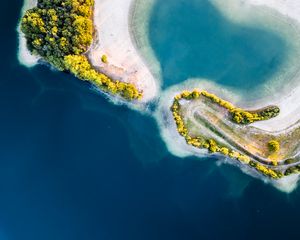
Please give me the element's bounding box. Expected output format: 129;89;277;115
268;140;281;153
21;0;94;70
174;90;279;124
198;91;280;124
19;0;300;181
284;165;300;176
101;55;108;63
171;90;284;179
21;0;141;100
231;106;280;124
64;55;142;100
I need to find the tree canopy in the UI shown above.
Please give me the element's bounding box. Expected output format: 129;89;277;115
21;0;142;100
21;0;94;70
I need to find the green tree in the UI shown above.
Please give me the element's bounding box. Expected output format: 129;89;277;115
268;140;280;153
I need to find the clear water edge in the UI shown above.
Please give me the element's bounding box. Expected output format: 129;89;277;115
7;0;300;239
18;0;300;192
130;0;300;191
131;0;300;108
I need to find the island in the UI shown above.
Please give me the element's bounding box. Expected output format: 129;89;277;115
170;89;299;178
18;0;300;192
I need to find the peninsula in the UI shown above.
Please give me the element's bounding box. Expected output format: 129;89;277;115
19;0;300;192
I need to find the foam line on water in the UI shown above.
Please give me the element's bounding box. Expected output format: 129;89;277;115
154;78;239;158
17;0;39;68
211;0;300;131
155;78;300;192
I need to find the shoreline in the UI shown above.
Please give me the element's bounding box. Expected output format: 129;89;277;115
19;0;300;129
17;0;300;191
88;0;159;103
154;84;300;193
210;0;300;132
17;0;39;68
129;0;300;132
18;0;300;124
248;0;300;132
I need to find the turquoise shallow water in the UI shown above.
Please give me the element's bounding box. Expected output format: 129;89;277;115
1;0;300;240
146;0;288;90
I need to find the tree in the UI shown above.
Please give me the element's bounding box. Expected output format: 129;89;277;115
268;140;280;153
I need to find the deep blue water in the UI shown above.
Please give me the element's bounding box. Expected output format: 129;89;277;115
1;1;300;240
149;0;287;89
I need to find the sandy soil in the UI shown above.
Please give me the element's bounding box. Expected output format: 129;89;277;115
211;0;300;132
88;0;159;102
246;0;300;132
17;0;39;67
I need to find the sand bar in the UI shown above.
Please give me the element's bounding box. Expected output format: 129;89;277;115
88;0;159;102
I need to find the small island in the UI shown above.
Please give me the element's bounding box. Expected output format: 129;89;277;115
19;0;300;192
170;89;300;179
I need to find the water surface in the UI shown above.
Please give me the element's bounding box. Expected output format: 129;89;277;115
147;0;288;90
1;0;300;240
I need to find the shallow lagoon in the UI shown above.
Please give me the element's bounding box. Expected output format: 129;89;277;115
5;0;300;239
132;0;300;105
149;0;287;89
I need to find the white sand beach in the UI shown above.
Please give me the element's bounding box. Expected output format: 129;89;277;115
18;0;300;133
19;0;300;124
18;0;159;102
17;0;300;191
17;0;39;67
247;0;300;132
88;0;159;102
210;0;300;132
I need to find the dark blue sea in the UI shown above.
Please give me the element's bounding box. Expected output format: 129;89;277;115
1;0;300;240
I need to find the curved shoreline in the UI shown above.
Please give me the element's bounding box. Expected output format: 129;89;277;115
17;0;39;67
156;85;300;192
210;0;300;132
88;0;159;103
18;0;300;191
18;0;300;123
131;0;300;132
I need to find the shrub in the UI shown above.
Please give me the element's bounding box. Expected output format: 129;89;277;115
268;140;280;153
64;55;142;100
101;54;108;63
